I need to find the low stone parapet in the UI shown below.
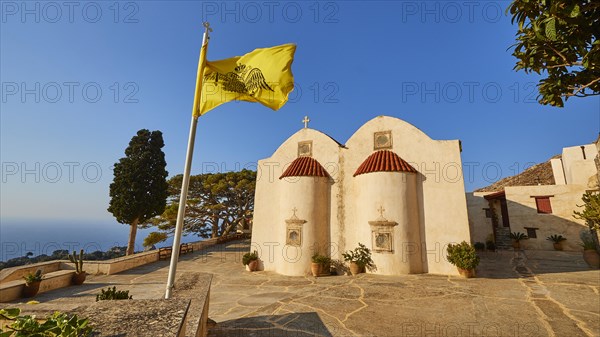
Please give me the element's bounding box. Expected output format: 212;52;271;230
82;250;159;275
0;269;76;303
0;261;62;283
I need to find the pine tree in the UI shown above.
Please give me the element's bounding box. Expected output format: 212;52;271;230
108;129;169;255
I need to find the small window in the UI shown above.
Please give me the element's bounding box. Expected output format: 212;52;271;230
484;208;492;218
534;196;552;214
524;227;538;238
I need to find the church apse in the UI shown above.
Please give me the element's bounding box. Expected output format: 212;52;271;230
277;156;332;276
353;149;423;275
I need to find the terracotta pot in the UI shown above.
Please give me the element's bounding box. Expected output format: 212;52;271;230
512;241;521;250
583;250;600;269
22;281;41;298
320;263;331;276
248;260;259;272
553;243;563;251
349;262;361;276
72;272;87;285
311;262;321;277
457;268;476;278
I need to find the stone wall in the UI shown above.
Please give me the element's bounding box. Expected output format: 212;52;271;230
504;185;589;251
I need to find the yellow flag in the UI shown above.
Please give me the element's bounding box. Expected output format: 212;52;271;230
197;43;296;116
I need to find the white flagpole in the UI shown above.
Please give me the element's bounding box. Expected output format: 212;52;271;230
165;22;211;299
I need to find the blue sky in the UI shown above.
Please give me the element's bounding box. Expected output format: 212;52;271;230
1;1;599;224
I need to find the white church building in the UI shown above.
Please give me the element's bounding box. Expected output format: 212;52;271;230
251;115;472;276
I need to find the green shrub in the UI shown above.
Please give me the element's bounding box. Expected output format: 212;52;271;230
95;286;132;301
311;253;331;264
342;243;374;270
510;232;528;241
546;234;566;243
446;241;480;270
0;308;92;336
473;242;485;251
242;251;259;266
485;240;496;251
579;230;598;250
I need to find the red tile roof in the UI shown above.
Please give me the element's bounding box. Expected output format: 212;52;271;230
279;156;330;179
354;150;417;177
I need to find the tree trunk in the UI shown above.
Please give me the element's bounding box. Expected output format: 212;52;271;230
211;216;219;238
222;221;236;237
127;218;139;255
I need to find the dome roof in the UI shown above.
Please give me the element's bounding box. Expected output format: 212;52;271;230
279;156;330;179
354;150;417;177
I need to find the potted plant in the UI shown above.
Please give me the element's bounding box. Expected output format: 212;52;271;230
22;270;43;297
342;243;374;276
510;232;528;250
242;250;259;272
68;249;87;285
546;234;567;251
580;232;600;269
446;241;480;278
311;253;331;277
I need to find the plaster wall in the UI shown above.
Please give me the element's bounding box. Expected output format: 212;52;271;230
354;172;422;274
252;128;341;271
562;144;596;185
278;176;331;276
504;185;589;251
252;116;471;276
551;158;566;185
466;192;495;244
343;116;470;275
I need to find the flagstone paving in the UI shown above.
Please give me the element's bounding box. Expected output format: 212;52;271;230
6;240;600;337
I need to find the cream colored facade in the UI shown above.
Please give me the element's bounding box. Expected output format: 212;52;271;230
467;142;599;251
251;116;471;276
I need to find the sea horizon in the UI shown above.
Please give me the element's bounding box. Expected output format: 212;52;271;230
0;218;202;262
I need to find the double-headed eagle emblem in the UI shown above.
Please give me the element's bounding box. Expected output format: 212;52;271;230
204;64;273;96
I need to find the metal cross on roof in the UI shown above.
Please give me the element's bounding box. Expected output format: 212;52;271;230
292;207;298;217
302;116;310;129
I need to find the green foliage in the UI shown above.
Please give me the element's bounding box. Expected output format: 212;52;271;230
143;232;168;248
108;129;169;255
485;240;496;251
510;232;529;242
1;248;127;271
0;308;20;320
446;241;480;270
242;251;258;266
574;191;600;230
342;243;374;269
95;286;132;301
23;270;42;285
546;234;567;243
508;0;600;107
473;242;485;251
580;230;598;250
68;249;84;274
311;253;331;264
145;169;256;239
0;308;92;337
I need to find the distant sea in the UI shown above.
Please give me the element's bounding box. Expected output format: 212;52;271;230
0;219;202;262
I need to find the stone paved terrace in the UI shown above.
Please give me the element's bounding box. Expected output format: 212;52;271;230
3;240;599;337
